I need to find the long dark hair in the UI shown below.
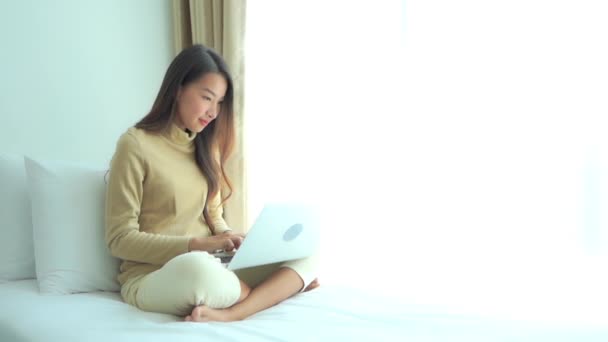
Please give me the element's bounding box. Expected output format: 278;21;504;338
136;44;235;234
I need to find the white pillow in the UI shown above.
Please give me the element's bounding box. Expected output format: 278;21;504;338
0;154;36;282
24;157;120;294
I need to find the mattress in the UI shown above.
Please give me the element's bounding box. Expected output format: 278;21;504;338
1;280;607;342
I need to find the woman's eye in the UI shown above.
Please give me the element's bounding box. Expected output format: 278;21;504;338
202;96;212;101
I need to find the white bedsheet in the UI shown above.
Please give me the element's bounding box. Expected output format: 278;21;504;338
1;280;607;342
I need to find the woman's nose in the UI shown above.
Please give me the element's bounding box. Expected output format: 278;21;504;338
206;106;218;119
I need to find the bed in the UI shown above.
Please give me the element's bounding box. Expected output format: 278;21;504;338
0;279;402;342
2;279;608;342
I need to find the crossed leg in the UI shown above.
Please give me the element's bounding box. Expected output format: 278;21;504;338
185;268;320;322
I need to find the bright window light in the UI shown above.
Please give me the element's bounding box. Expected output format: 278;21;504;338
246;0;608;322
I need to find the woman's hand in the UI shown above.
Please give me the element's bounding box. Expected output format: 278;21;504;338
188;231;245;253
219;231;246;250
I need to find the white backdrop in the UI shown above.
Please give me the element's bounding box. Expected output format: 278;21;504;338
246;0;608;322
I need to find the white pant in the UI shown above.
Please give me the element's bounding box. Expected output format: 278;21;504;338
121;251;318;316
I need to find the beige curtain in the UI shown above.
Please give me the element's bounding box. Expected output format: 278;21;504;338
172;0;248;233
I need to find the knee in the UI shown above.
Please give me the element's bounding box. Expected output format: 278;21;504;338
282;253;320;289
166;252;241;308
166;252;229;286
166;251;221;279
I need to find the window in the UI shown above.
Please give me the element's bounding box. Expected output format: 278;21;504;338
245;0;608;319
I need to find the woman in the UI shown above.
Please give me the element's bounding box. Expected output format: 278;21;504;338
105;44;319;322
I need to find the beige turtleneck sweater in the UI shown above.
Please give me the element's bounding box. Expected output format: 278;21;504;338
105;123;231;285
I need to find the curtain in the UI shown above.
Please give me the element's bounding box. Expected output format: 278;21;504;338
172;0;248;233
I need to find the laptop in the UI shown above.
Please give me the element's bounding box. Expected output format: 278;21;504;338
212;203;320;270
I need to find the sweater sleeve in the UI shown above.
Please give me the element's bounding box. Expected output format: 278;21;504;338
105;132;190;265
207;190;232;235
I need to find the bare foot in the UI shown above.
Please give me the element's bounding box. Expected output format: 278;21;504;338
184;281;251;322
184;305;240;322
304;278;320;292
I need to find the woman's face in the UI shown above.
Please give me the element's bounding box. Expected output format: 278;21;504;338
175;72;227;133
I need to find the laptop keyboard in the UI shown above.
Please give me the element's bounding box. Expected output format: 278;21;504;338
211;250;235;265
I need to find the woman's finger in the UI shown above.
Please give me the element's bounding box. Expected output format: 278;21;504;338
231;236;243;249
223;239;235;251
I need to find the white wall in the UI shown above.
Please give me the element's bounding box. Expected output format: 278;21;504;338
0;0;174;165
